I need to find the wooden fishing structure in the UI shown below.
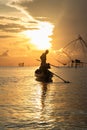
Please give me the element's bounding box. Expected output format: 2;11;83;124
57;35;87;68
18;62;24;67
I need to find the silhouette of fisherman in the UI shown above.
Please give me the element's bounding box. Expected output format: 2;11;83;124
40;49;49;67
40;50;50;72
35;49;53;81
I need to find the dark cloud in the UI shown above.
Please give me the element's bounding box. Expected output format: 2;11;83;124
61;0;87;28
0;35;13;38
0;23;25;33
1;0;87;51
10;0;87;34
10;0;64;21
19;0;87;21
0;23;38;33
0;15;39;34
0;16;20;21
0;3;17;13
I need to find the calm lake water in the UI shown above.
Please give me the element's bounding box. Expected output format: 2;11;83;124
0;66;87;130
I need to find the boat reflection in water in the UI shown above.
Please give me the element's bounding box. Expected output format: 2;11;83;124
40;83;48;110
36;82;57;128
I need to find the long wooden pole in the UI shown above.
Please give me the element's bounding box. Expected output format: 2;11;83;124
52;72;70;83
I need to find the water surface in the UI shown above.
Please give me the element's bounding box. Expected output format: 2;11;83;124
0;67;87;130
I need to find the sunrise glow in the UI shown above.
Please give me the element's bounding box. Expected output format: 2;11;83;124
23;22;54;50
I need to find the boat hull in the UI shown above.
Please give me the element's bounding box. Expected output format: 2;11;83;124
35;69;53;82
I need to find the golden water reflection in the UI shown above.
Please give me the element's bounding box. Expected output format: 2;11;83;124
0;67;87;129
0;79;55;125
34;82;57;124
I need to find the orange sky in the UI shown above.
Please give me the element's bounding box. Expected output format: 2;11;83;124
0;0;87;66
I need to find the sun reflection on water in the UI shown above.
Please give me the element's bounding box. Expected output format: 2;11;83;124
0;67;87;129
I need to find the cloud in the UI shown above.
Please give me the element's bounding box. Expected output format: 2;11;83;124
0;3;17;13
9;0;65;21
0;23;25;33
0;22;39;33
0;8;39;36
0;16;20;21
0;35;13;38
1;0;87;51
9;0;87;32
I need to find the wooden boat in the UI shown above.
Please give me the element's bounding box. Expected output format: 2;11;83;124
35;67;53;82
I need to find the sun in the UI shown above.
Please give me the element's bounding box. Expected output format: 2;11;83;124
23;22;54;50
